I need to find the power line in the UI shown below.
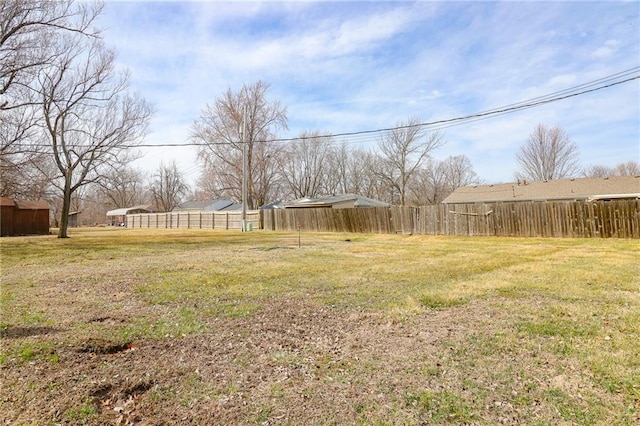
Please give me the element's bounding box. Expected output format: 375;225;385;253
142;68;640;147
6;67;640;150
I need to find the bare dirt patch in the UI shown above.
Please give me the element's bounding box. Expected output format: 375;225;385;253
2;297;629;425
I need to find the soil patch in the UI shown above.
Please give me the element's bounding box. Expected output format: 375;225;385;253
2;298;624;425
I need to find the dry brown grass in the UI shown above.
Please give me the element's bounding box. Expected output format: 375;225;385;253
1;228;639;425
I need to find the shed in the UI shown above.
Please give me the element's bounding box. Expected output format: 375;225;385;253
1;197;50;236
68;211;81;228
106;205;152;226
443;176;640;205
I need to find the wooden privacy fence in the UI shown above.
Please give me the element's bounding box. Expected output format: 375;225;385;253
263;200;640;238
126;210;260;230
443;200;639;238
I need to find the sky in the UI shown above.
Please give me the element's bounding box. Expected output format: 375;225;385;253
97;0;640;186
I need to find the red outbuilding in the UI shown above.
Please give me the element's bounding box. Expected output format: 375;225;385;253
0;197;50;237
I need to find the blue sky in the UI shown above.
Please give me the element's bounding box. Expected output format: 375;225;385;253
98;1;640;185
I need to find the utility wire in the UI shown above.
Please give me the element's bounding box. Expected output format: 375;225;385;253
6;67;640;150
146;69;640;147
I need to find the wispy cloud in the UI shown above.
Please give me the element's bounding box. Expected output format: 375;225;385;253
99;1;639;184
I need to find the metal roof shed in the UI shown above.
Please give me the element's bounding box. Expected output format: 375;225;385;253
106;205;152;226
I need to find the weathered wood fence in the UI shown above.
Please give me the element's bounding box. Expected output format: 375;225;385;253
126;211;260;230
125;201;639;238
262;200;640;238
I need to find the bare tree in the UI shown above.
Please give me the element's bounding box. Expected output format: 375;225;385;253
516;124;581;181
0;148;54;199
582;164;613;178
440;155;480;190
375;118;444;205
149;161;189;212
191;80;287;209
408;155;479;206
1;0;102;197
409;160;447;206
321;142;349;196
614;161;640;176
252;138;284;207
97;166;146;208
195;167;226;200
1;0;101;107
583;161;640;178
354;149;386;199
320;142;384;199
278;131;334;199
38;36;152;238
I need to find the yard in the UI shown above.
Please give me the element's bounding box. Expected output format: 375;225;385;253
1;228;638;425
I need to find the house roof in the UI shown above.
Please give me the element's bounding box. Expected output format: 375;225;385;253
218;202;243;211
284;194;389;208
1;197;15;207
2;198;50;210
173;199;235;211
106;205;152;216
443;175;640;204
260;200;285;210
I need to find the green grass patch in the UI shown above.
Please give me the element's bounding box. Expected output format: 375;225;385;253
64;402;98;422
405;389;475;423
1;342;59;365
420;294;469;309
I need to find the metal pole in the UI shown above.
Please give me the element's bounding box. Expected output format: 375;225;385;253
241;105;247;232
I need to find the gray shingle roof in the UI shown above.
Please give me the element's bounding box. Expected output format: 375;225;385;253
284;194;389;208
443;176;640;204
173;199;235;211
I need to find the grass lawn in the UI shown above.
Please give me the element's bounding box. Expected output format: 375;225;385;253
1;228;639;425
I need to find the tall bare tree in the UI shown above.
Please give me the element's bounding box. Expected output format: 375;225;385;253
38;36;152;237
375;118;444;205
278;131;334;199
97;166;146;208
440;155;480;190
1;0;102;198
149;161;189;212
191;80;287;209
1;0;101;109
251;137;284;207
410;160;445;205
516;124;581;181
319;142;383;199
321;142;349;196
408;155;480;206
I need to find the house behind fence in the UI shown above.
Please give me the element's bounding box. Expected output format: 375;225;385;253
442;175;640;204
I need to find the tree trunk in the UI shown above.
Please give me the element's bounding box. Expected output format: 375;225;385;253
57;172;73;238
